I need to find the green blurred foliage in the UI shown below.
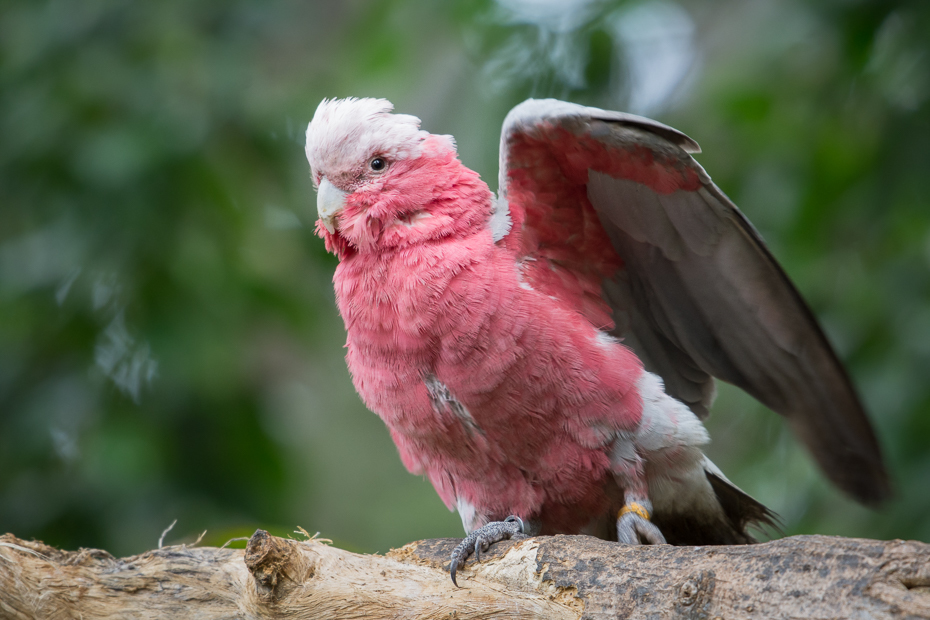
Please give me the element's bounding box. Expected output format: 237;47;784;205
1;0;928;557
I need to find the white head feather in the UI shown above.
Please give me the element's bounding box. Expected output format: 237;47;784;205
305;98;452;183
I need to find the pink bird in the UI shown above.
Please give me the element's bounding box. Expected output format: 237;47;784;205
304;98;889;583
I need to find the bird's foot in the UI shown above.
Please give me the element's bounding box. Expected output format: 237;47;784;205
449;515;525;586
616;500;666;545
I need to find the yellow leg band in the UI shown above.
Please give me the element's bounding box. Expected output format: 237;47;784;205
618;502;651;521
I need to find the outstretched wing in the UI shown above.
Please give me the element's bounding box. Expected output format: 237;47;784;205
496;99;890;505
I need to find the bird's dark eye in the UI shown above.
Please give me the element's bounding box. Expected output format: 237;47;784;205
370;157;386;171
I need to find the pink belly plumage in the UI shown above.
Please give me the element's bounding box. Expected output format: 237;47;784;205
335;225;644;533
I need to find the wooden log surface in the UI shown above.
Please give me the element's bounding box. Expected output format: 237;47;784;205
0;530;928;619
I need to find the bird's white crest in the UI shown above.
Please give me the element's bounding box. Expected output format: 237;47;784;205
305;98;453;180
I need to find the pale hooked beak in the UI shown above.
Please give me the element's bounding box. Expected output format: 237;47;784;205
317;177;348;234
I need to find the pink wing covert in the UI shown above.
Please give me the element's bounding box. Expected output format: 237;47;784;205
495;99;890;506
499;101;702;335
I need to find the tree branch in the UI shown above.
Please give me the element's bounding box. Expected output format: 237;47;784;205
1;530;927;619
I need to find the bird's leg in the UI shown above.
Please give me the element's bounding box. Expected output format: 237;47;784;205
616;494;665;545
611;437;667;545
449;516;530;586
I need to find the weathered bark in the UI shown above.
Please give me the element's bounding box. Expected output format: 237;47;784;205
0;530;927;619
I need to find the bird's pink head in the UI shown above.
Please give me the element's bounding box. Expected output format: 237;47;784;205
305;98;492;258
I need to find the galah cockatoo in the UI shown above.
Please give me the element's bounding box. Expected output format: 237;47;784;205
304;98;890;583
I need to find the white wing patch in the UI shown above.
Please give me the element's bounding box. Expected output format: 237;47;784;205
490;193;512;242
634;371;709;452
595;331;620;350
517;261;534;291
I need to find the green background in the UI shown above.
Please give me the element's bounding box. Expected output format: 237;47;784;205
1;0;928;557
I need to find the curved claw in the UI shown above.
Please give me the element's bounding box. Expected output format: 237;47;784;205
617;512;666;545
449;516;524;587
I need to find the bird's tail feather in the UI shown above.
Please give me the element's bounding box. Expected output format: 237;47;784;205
705;469;781;542
650;456;780;545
